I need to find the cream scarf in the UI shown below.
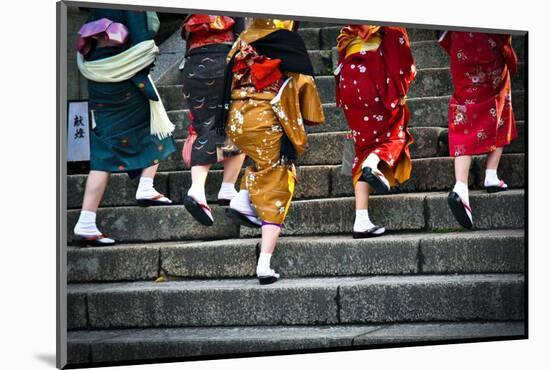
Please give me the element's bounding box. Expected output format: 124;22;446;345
77;40;175;139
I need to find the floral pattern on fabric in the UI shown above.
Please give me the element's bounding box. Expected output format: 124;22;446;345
335;26;416;186
441;31;518;156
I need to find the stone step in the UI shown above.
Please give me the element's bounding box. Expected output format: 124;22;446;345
166;95;525;138
67;274;524;330
67;229;524;283
159;65;525;111
67;321;525;365
67;203;239;244
304;26;524;54
332;153;525;197
158;127;453;172
158;123;524;173
240;189;524;238
67;189;524;243
156;38;465;87
406;93;525;130
316;27;438;50
67;153;524;209
314;64;526;104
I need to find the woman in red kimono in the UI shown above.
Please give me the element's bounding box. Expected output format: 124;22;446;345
335;25;416;238
440;31;518;229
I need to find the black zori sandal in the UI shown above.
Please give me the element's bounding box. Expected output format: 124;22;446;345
485;180;509;194
361;167;390;195
352;226;386;239
137;194;172;207
225;208;262;229
257;270;280;285
447;192;473;229
75;234;116;247
217;198;232;206
183;195;214;226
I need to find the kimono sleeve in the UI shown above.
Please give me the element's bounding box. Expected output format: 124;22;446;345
382;27;416;100
296;74;325;126
270;76;308;156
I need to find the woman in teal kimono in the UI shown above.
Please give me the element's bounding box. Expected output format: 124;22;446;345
73;9;176;246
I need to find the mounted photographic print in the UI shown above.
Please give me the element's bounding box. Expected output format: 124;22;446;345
56;1;527;368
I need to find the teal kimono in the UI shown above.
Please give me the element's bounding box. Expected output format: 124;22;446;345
83;9;176;175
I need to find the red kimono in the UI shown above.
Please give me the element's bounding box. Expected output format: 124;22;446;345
335;26;416;186
439;31;518;156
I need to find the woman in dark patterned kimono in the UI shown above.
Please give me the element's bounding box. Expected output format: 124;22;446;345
180;15;247;226
439;31;518;229
73;9;176;246
335;25;416;238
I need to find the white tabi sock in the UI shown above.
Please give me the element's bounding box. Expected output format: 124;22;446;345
187;183;207;206
136;176;171;203
256;252;279;277
362;153;381;170
74;210;101;236
353;209;376;232
484;169;504;187
230;189;261;225
218;182;238;200
453;181;470;205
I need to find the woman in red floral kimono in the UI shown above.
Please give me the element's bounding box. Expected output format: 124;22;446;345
335;25;416;238
440;31;518;229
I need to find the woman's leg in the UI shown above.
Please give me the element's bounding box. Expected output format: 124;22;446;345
454;155;472;186
184;163;216;225
355;181;369;210
453;155;472;202
222;153;246;184
448;155;474;229
353;181;384;236
81;170;110;213
136;164;172;203
141;163;159;179
188;163;213;203
218;153;246;202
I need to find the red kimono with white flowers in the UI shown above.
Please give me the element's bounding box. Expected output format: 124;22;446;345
335;26;416;186
439;31;518;156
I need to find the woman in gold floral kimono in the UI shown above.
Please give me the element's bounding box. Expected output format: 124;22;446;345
218;19;324;284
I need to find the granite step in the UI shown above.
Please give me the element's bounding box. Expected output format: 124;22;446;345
313;64;526;104
307;26;524;54
67;229;524;283
67;274;524;330
159;127;447;172
165;95;525;137
158;65;525;110
67;321;525;365
66;189;524;243
67;153;524;209
156;124;525;172
239;189;524;238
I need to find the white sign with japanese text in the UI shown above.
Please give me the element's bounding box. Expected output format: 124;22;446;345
67;101;91;162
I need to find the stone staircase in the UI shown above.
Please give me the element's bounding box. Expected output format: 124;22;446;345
66;23;526;366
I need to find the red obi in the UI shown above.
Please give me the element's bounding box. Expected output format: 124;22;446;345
183;14;236;50
232;43;284;92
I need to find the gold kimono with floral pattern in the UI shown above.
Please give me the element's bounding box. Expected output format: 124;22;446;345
227;68;324;224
